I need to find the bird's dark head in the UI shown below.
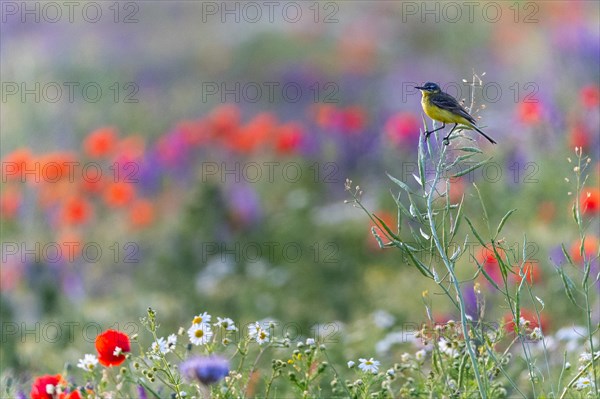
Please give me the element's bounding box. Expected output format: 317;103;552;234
415;82;441;93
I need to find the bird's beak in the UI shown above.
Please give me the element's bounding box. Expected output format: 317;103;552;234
414;86;425;90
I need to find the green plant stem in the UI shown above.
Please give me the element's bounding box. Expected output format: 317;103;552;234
243;344;269;396
574;151;599;398
583;283;598;397
558;352;600;399
425;143;487;398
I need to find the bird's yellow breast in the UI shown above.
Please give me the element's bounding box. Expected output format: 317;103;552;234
420;93;471;126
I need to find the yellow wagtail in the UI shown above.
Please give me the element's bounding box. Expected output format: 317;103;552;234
415;82;497;145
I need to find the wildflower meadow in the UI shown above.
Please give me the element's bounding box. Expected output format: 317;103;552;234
1;2;599;398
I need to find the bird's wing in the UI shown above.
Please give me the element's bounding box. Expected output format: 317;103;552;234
430;93;477;125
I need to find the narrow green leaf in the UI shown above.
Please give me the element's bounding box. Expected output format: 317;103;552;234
465;217;487;247
449;246;461;262
457;353;469;388
473;182;491;235
494;209;517;240
473;256;500;291
372;213;399;241
395;194;403;236
556;266;577;306
407;193;426;224
418;133;426;188
493;241;510;280
446;153;477;170
561;244;575;266
412;173;423;187
451;157;492;178
371;226;385;249
583;259;591;288
392;191;412;219
450;195;465;242
387;173;414;194
458;146;483;154
404;247;434;278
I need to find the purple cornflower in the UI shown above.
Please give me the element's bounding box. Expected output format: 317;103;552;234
137;385;148;399
180;356;230;385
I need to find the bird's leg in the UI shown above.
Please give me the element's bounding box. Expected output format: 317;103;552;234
424;123;445;140
443;124;458;145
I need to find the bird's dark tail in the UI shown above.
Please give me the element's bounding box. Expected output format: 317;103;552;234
471;125;497;144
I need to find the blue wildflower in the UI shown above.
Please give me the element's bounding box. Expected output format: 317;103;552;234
180;356;229;385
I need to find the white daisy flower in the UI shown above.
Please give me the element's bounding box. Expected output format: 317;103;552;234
192;312;212;325
415;349;426;363
358;357;380;374
113;346;123;357
248;321;269;345
529;327;543;341
77;354;99;371
215;317;238;331
574;375;594;391
438;338;459;358
579;352;592;363
347;360;355;368
167;334;177;349
188;323;213;346
149;337;170;359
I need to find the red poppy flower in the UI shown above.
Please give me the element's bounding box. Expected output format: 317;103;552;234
2;147;32;182
517;101;542;125
476;246;505;286
503;309;546;334
580;85;600;109
313;104;336;130
37;152;77;183
129;199;155;228
60;196;93;225
341;106;366;133
275;122;303;154
228;113;275;153
176;120;210;147
209;104;240;138
0;187;21;220
569;122;590;149
84;127;118;158
580;187;600;214
30;374;66;399
63;391;82;399
385;112;420;145
103;182;135;208
95;329;130;367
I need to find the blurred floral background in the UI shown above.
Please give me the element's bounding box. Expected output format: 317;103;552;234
1;0;599;383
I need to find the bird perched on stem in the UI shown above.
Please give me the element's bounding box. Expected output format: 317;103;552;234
415;82;497;145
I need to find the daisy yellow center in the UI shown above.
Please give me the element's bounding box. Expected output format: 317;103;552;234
193;316;203;324
365;360;373;365
195;329;204;338
259;331;267;340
